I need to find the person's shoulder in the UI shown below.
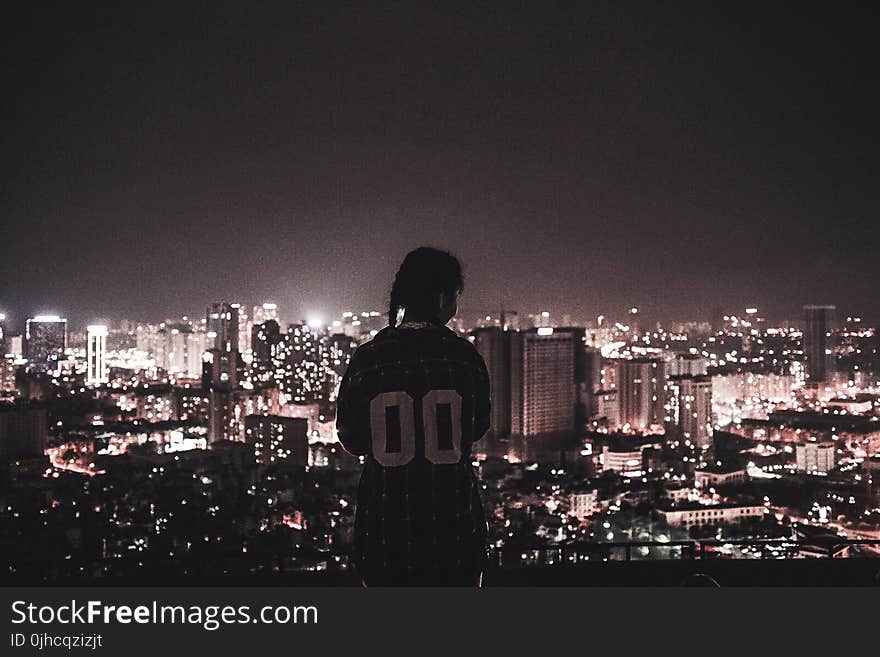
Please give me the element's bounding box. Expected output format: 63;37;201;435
346;327;397;370
353;326;396;351
444;330;485;366
372;325;398;342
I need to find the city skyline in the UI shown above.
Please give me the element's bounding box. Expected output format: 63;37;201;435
0;299;859;335
3;3;879;327
4;276;880;582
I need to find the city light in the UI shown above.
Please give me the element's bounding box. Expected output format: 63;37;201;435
3;1;878;593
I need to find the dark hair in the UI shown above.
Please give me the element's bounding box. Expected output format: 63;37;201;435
388;247;464;326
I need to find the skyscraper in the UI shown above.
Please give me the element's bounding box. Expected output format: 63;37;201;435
185;330;208;379
86;324;109;385
281;321;328;404
677;375;713;449
207;388;236;443
324;332;357;402
0;313;6;355
165;326;188;374
803;305;836;384
472;326;513;438
233;303;252;355
25;315;67;367
472;326;585;439
251;319;284;385
207;303;239;353
0;356;16;399
615;357;666;433
512;327;585;438
206;303;240;387
202;349;238;390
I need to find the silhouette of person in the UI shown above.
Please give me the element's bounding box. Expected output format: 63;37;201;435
336;247;490;586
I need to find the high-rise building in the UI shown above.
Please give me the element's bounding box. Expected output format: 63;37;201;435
207;389;236;443
25;315;67;367
511;327;585;438
615;357;666;433
0;313;6;355
324;332;357;402
202;349;238;390
251;320;284;385
165;327;188;373
232;304;252;355
0;356;16;399
144;325;206;378
207;303;239;353
281;321;328;404
803;305;836;384
472;326;585;439
596;389;619;428
136;323;160;357
472;326;513;438
185;330;208;379
206;303;240;387
677;375;713;449
86;324;109;385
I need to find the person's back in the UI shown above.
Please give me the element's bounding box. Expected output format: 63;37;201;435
336;247;490;586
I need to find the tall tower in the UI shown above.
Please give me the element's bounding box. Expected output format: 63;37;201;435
185;330;208;379
207;302;239;353
281;320;328;403
25;315;67;367
803;305;836;384
472;326;513;438
251;319;283;384
616;357;666;433
206;303;240;388
677;375;713;449
512;327;584;438
232;303;252;355
86;324;109;385
471;326;585;439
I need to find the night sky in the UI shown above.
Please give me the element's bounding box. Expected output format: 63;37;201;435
2;1;878;329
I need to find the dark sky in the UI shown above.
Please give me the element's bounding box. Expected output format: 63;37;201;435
2;1;878;329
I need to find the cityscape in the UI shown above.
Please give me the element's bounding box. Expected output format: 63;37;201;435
2;301;879;583
3;2;878;589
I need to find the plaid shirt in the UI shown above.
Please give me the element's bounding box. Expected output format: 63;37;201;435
336;322;490;577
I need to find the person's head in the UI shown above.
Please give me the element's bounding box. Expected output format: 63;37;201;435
388;247;464;327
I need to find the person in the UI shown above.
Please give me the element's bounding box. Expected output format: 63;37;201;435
336;247;491;586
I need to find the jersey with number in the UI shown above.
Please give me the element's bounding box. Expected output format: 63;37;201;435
336;322;491;577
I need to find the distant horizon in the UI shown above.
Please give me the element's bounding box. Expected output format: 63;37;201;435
0;299;861;335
